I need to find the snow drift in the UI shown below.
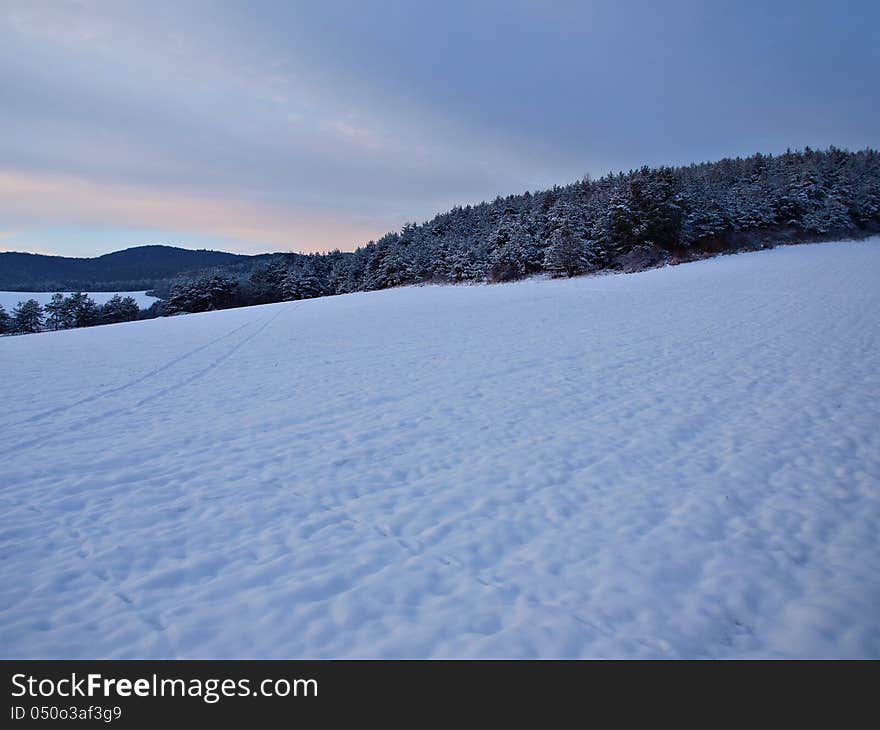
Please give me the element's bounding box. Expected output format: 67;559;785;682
1;239;878;658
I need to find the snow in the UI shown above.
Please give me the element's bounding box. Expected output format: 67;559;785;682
0;290;158;310
1;239;878;659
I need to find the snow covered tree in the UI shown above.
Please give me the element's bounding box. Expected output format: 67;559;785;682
544;224;588;277
590;185;635;265
166;273;240;314
678;175;729;247
487;217;541;282
101;294;140;324
248;260;290;303
626;167;682;250
282;257;328;300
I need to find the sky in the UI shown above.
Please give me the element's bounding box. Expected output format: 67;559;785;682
1;0;878;258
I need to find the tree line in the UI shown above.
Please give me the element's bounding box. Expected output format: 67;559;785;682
0;293;144;336
162;146;880;314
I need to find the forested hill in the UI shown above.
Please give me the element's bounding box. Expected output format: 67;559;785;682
163;146;880;315
0;245;270;291
3;147;879;312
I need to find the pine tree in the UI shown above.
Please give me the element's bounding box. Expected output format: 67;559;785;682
44;292;72;330
101;294;140;324
282;258;327;300
487;216;540;282
166;273;239;313
0;304;10;334
12;299;44;334
66;292;101;327
544;224;588;277
249;259;291;303
679;176;728;247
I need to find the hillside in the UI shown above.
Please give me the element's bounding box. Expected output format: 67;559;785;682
155;147;880;317
0;239;878;658
4;148;878;314
0;245;266;292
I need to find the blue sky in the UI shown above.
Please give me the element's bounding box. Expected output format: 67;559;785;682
1;0;878;257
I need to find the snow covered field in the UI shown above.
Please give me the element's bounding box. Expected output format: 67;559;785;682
0;290;158;310
1;239;878;658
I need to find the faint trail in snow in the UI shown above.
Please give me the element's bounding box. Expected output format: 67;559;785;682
8;317;255;428
0;305;289;454
132;306;288;409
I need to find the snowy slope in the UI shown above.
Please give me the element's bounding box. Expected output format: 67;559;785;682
0;290;158;310
1;239;878;659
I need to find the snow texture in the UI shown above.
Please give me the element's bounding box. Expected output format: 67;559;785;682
0;290;158;310
1;239;878;658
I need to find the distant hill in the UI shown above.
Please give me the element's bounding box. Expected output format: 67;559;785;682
0;245;273;292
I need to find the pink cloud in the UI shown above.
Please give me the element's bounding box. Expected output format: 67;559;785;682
0;169;391;254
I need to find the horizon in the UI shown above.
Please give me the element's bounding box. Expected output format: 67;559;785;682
1;143;877;261
2;1;879;258
0;242;274;260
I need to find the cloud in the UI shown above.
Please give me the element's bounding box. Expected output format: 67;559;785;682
0;3;575;238
1;1;877;257
0;169;391;253
0;230;57;255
